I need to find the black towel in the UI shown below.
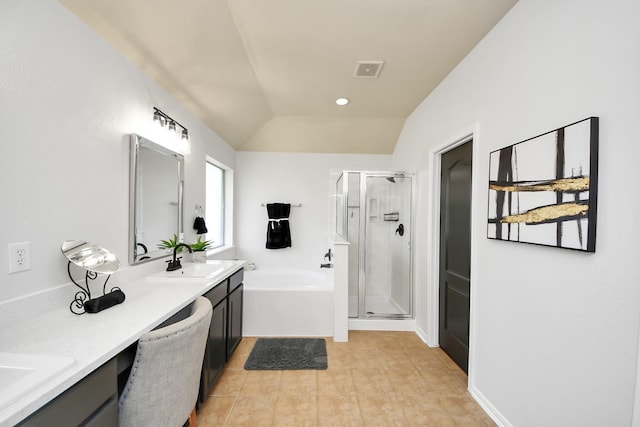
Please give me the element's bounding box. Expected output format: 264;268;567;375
266;203;291;249
193;216;208;234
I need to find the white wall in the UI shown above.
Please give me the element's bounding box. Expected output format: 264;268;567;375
392;0;640;425
235;152;390;271
0;0;236;302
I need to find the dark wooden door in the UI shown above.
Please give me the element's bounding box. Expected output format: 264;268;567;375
439;141;472;373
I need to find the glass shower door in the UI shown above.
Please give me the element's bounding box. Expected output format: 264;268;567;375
361;174;412;317
345;172;361;318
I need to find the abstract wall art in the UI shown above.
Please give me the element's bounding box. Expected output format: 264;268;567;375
487;117;599;252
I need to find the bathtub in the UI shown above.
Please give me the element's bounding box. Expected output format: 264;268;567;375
242;269;334;337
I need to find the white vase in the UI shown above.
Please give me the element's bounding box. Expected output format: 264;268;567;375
193;251;207;263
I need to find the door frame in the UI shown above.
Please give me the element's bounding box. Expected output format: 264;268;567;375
425;124;480;382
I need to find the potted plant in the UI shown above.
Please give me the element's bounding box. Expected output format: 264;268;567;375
158;234;182;252
190;236;213;263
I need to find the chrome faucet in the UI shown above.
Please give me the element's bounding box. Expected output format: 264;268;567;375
324;249;333;262
166;243;192;271
320;263;333;269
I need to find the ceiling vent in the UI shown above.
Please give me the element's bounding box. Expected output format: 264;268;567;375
354;61;384;78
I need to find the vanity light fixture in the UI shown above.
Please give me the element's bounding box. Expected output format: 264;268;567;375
153;107;189;141
336;97;350;106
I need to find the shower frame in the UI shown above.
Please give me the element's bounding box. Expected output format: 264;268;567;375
337;170;414;320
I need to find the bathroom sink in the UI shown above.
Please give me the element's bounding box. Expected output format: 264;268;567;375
0;353;75;410
146;261;233;283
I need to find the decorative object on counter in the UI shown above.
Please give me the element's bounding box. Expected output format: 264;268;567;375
190;236;213;263
265;202;292;249
193;204;208;234
488;117;599;252
61;240;124;315
244;338;327;370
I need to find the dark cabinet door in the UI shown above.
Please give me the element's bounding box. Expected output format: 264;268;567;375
198;270;244;404
200;299;227;403
227;284;243;360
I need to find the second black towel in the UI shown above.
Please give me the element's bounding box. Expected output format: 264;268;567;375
266;203;291;249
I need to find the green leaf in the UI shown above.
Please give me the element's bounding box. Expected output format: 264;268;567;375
190;235;213;251
157;234;179;249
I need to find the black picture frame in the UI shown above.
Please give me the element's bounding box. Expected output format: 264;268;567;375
487;117;599;252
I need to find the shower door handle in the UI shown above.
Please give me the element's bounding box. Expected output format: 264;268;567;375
395;224;404;236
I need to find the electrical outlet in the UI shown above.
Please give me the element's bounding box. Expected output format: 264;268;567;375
8;242;31;273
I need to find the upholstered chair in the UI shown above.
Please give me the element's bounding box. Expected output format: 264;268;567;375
119;297;213;427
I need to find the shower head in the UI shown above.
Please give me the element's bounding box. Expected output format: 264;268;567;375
386;177;396;184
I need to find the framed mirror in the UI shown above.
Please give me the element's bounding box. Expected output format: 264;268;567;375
129;133;184;264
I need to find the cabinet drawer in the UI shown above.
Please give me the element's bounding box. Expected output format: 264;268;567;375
229;268;244;293
204;280;228;307
83;396;118;427
20;359;117;426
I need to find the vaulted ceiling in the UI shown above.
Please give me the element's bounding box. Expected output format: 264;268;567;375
58;0;517;153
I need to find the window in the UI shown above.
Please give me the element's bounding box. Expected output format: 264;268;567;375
205;160;231;249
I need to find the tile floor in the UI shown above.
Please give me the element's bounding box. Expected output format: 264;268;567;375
197;331;496;426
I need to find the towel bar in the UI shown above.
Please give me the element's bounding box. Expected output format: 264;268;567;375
260;203;302;207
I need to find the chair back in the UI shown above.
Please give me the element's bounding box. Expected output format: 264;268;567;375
119;296;213;427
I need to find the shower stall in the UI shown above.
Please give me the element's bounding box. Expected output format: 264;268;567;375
336;171;413;319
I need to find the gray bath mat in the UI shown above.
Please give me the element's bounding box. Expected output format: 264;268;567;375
244;338;328;370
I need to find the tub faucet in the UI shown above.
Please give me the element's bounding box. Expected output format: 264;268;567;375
166;243;192;271
324;249;333;261
320;263;333;269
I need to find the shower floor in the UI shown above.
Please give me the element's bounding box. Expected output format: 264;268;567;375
348;295;408;317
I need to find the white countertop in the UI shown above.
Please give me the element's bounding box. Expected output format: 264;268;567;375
0;260;245;427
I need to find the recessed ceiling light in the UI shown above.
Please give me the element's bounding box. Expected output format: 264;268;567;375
336;97;350;106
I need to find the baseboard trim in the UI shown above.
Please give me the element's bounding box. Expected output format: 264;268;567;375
468;384;512;427
415;324;437;347
348;318;415;331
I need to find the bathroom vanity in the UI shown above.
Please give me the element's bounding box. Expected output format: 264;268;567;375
199;268;244;403
0;260;244;427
